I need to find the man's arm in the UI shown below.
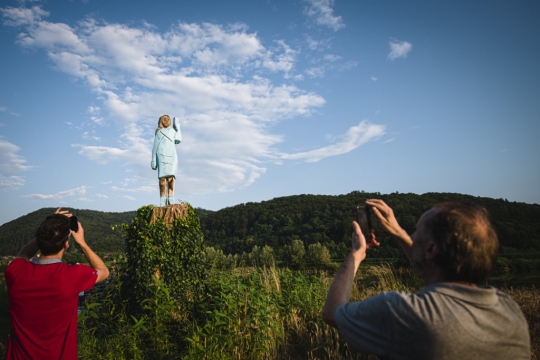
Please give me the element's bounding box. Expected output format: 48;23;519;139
323;221;379;328
16;238;39;261
71;222;110;283
366;199;413;260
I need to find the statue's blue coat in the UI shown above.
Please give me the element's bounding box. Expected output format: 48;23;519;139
151;117;182;178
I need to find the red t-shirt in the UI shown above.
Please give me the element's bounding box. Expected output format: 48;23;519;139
5;258;98;360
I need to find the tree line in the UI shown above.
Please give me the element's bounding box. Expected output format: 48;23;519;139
0;208;136;256
1;191;539;261
198;191;540;262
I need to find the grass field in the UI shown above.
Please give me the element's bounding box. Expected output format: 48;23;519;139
1;262;538;359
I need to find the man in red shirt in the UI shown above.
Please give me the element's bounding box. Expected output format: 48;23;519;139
5;208;109;359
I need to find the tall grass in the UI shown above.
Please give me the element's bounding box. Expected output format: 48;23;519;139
1;265;538;359
74;264;425;359
503;287;540;359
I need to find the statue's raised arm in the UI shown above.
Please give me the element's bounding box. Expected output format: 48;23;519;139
173;117;182;144
151;114;181;206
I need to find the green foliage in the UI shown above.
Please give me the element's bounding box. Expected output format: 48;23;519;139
78;275;181;359
204;246;237;270
63;251;87;264
2;260;539;359
3;192;540;261
199;192;540;261
121;203;206;317
284;239;306;269
307;242;332;268
0;208;135;256
186;269;283;359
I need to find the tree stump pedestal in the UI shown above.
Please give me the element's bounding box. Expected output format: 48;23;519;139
150;204;188;228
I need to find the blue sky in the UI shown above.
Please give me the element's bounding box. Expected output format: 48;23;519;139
1;0;539;226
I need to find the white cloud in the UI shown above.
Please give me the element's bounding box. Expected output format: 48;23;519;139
95;193;108;198
0;175;25;190
0;6;48;27
0;139;31;177
371;76;378;82
22;186;87;200
111;185;154;193
323;54;341;62
2;5;372;196
305;66;325;78
90;116;105;125
388;39;412;60
306;36;320;50
76;197;93;202
281;120;385;162
82;132;101;141
261;40;297;77
88;106;100;114
303;0;345;31
122;195;136;201
305;56;355;78
87;106;106;125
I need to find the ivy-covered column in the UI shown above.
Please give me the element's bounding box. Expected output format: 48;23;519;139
121;203;206;317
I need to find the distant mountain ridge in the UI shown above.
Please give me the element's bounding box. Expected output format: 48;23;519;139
1;192;539;257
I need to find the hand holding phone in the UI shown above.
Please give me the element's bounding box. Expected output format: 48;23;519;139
356;206;372;240
69;216;79;232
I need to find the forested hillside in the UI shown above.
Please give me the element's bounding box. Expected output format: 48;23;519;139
1;192;539;258
0;208;136;255
198;191;540;260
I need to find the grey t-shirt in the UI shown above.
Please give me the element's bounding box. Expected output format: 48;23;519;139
335;283;530;359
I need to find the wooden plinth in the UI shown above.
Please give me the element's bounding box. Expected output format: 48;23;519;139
150;204;188;228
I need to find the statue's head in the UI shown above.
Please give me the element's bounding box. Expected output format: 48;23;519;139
156;114;171;132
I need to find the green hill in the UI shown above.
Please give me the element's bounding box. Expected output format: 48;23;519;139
1;192;539;258
199;191;540;259
0;208;136;256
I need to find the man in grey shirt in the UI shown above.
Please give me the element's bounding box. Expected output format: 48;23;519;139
322;199;530;359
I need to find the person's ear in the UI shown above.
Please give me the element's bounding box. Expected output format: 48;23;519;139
64;240;70;250
424;240;438;260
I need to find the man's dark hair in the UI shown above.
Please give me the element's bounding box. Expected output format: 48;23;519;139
424;202;499;284
35;214;70;256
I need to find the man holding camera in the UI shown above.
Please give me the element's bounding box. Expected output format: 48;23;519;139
323;199;530;359
5;208;109;359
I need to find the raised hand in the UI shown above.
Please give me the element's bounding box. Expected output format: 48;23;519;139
54;207;72;218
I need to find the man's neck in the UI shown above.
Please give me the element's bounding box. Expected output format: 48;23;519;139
422;264;477;288
39;249;64;261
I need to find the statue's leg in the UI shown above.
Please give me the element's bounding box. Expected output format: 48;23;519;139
167;177;175;205
159;178;167;206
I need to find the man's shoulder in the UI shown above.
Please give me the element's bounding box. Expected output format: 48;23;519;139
64;262;96;273
8;257;26;265
6;257;28;272
337;290;414;316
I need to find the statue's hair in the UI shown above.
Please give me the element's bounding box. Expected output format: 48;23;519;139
156;114;171;133
424;202;499;284
35;214;70;256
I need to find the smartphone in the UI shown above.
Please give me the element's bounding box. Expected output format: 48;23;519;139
356;206;372;240
69;216;79;232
